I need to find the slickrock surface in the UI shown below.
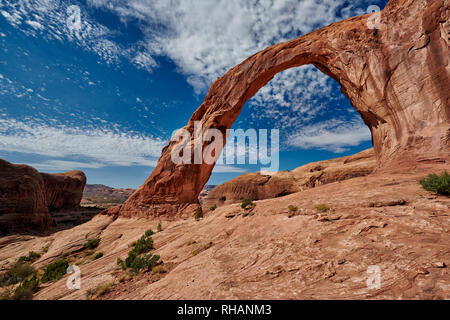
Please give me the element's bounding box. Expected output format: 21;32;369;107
1;164;447;300
0;159;86;232
203;149;375;209
105;0;450;219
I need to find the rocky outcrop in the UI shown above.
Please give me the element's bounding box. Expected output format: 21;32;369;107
105;0;449;219
4;163;448;300
202;149;376;209
0;159;86;232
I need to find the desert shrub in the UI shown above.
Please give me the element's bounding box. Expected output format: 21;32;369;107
241;198;254;209
210;204;217;211
94;252;103;260
128;240;137;247
0;262;35;287
420;171;450;196
121;232;159;274
144;229;154;237
86;282;112;300
128;254;160;274
41;258;69;283
195;208;201;221
12;272;39;300
85;251;94;257
116;258;126;270
186;240;196;246
152;265;167;275
85;238;100;250
18;251;41;264
157;221;162;232
41;243;51;253
315;203;331;213
288;205;298;212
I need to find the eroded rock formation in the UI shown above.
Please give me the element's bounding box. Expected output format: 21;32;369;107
105;0;449;219
202;149;376;210
0;159;86;232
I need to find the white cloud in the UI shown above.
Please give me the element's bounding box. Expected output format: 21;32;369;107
85;0;366;144
287;117;372;153
0;0;157;71
212;165;247;174
0;118;253;173
88;0;353;92
248;65;336;129
25;20;44;30
0;118;166;169
28;160;104;171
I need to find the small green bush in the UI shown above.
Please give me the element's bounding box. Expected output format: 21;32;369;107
94;252;103;260
18;251;41;264
117;258;127;270
144;229;154;237
195;208;201;221
420;171;450;196
210;204;217;211
85;238;100;250
41;258;69;283
129;254;160;274
157;221;162;232
315;203;331;213
0;262;35;287
12;272;39;300
288;205;298;212
241;198;253;209
117;231;160;274
86;282;112;300
85;251;94;257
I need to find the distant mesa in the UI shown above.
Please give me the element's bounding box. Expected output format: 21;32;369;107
0;159;86;233
202;149;376;210
103;0;450;219
81;184;136;208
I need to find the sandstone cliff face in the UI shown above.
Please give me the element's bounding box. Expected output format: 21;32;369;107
0;159;86;232
202;149;376;209
105;0;449;219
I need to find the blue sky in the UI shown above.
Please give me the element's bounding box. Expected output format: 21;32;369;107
0;0;388;188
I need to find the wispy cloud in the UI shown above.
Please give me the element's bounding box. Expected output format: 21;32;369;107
0;118;166;169
28;160;104;171
87;0;356;92
85;0;367;140
0;0;157;71
212;165;247;174
287;118;372;153
0;118;250;173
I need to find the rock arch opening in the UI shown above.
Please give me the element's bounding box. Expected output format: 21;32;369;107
104;0;449;218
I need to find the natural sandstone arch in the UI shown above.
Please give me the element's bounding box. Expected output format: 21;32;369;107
105;0;449;218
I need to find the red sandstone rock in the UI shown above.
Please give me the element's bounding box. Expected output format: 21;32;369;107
104;0;449;219
0;159;86;232
202;149;376;210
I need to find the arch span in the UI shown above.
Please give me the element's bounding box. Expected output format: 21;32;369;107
105;0;449;218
